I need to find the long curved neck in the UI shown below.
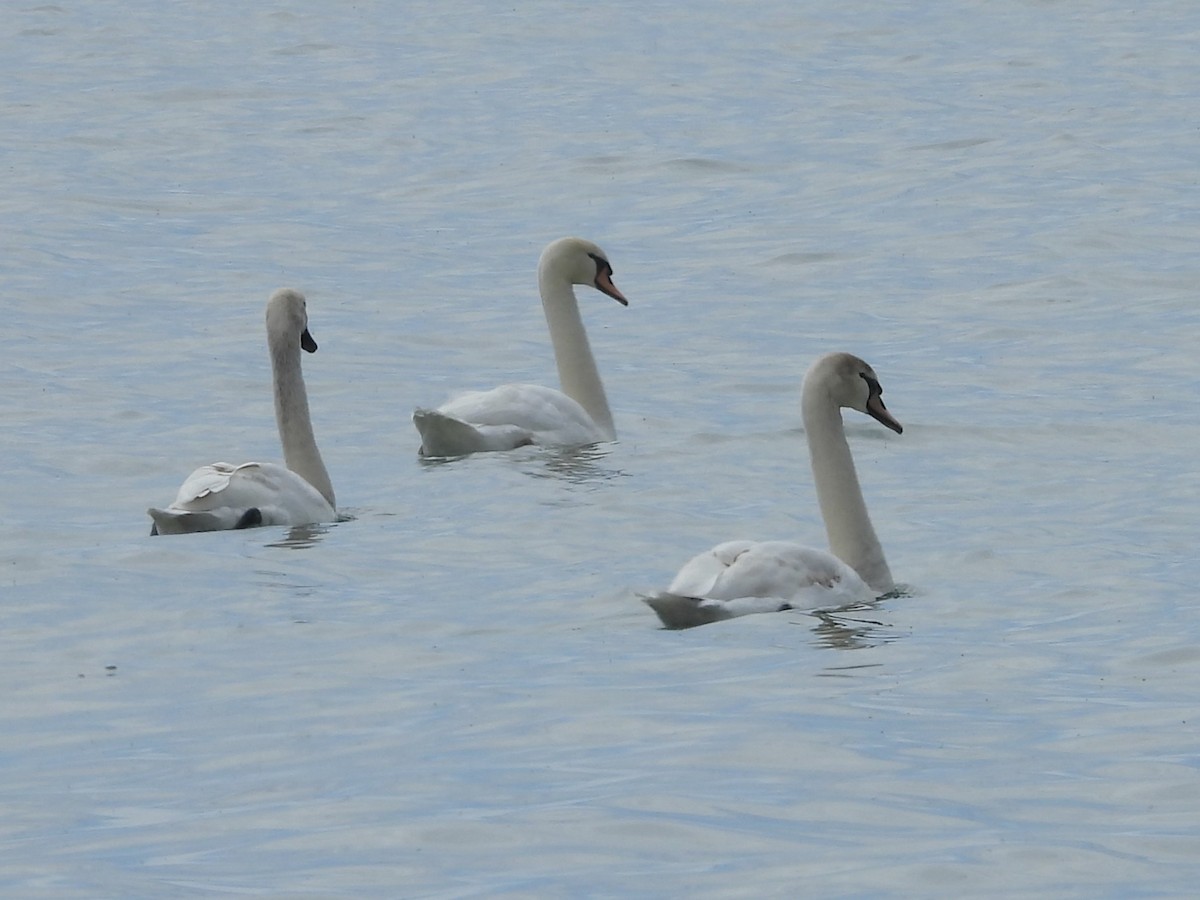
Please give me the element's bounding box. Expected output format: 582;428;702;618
538;268;615;439
269;330;335;508
801;384;892;593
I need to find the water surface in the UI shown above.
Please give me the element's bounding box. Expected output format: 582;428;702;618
3;1;1200;896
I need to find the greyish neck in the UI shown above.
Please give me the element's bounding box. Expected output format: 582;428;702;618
270;333;335;508
802;393;892;593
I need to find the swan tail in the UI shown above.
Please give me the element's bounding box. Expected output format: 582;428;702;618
148;508;224;535
413;409;486;456
147;506;262;535
642;593;793;629
413;408;531;456
642;593;736;629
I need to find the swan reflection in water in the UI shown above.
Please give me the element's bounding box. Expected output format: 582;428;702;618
417;441;626;486
521;443;626;486
264;516;352;550
807;589;910;653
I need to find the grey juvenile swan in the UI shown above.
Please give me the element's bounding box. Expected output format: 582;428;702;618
148;288;337;535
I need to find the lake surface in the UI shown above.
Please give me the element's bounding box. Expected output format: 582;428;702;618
3;1;1200;896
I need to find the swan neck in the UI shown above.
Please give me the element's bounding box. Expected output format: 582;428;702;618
270;329;336;508
801;385;892;593
538;267;615;439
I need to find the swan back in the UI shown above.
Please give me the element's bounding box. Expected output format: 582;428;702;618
148;461;334;534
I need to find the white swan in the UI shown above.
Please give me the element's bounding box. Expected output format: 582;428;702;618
413;237;628;456
644;352;903;629
148;288;337;535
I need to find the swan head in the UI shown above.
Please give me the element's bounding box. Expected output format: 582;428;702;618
538;237;629;306
267;288;318;353
808;352;903;434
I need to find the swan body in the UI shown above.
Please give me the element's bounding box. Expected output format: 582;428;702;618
414;384;603;454
414;237;628;456
148;288;337;535
645;352;902;629
147;462;333;535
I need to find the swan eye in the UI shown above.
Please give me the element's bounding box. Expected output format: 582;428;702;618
587;252;612;276
860;372;882;397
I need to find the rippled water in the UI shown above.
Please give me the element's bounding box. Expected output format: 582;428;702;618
4;1;1200;896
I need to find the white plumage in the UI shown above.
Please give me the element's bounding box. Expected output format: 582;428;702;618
645;352;903;629
415;384;604;454
413;237;628;456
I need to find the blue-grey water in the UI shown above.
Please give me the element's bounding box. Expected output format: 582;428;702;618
4;1;1200;896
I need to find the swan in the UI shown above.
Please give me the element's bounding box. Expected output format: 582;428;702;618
644;352;903;629
413;236;628;456
148;288;337;535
